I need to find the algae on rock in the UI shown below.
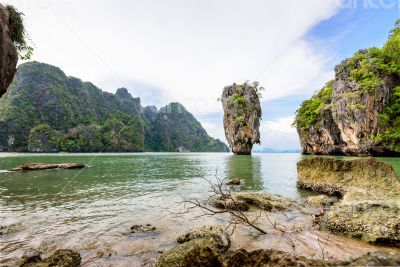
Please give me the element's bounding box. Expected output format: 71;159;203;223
297;157;400;246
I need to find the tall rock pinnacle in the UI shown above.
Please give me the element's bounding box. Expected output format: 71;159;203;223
221;82;262;155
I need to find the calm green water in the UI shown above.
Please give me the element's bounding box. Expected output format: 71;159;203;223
0;153;399;265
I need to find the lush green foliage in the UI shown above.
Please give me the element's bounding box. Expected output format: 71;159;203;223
294;81;333;131
5;4;33;60
28;124;60;152
295;19;400;151
0;62;228;152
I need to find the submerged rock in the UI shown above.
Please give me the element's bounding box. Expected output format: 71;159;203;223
0;4;18;97
221;82;262;155
19;249;81;267
226;179;241;185
9;163;86;172
130;224;157;233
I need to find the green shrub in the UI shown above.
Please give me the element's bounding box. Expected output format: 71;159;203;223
5;4;33;60
294;81;333;131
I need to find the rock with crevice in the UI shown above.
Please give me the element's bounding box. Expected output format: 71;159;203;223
297;157;400;245
0;4;18;98
221;82;261;155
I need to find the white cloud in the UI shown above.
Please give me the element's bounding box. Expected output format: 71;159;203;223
4;0;339;115
260;116;300;149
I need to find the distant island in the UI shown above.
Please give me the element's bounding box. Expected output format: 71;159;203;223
294;21;400;156
0;62;229;153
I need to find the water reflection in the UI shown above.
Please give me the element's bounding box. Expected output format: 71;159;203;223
224;155;263;190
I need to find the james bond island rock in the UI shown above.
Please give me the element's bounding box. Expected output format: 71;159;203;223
294;21;400;156
0;62;228;153
0;4;18;97
221;82;262;155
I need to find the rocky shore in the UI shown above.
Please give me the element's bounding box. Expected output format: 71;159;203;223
154;226;400;267
297;157;400;245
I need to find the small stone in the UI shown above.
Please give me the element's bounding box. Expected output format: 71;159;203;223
226;179;241;185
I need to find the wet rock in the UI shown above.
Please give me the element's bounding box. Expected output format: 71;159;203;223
297;157;400;201
9;163;86;172
176;226;230;250
224;249;331;267
130;224;157;233
19;249;80;267
0;4;18;98
322;202;400;246
221;82;262;155
297;157;400;245
224;249;400;267
210;198;249;211
155;226;229;267
307;195;337;207
349;251;400;266
226;179;241;185
234;192;302;212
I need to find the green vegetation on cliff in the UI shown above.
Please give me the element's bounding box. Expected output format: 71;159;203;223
293;81;332;131
294;21;400;153
0;62;228;153
4;4;33;60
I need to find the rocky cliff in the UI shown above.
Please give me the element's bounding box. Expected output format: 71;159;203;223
0;4;18;97
221;82;262;155
294;21;400;156
0;61;229;152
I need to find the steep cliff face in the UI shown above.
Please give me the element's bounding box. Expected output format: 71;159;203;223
0;4;18;97
221;82;262;155
0;61;229;152
295;22;400;156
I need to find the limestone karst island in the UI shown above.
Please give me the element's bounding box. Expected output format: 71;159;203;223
0;2;400;267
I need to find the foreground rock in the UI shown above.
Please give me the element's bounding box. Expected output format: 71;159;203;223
209;192;303;212
225;249;400;267
297;157;400;200
297;157;400;245
0;4;18;97
155;226;400;267
19;249;81;267
9;163;86;172
155;226;230;267
221;82;262;155
323;202;400;245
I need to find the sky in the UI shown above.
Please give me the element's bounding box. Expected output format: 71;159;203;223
3;0;400;150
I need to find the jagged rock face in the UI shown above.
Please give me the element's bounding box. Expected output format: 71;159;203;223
221;83;261;155
0;4;18;97
297;50;400;156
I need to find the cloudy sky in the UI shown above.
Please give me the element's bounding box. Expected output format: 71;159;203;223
3;0;400;149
